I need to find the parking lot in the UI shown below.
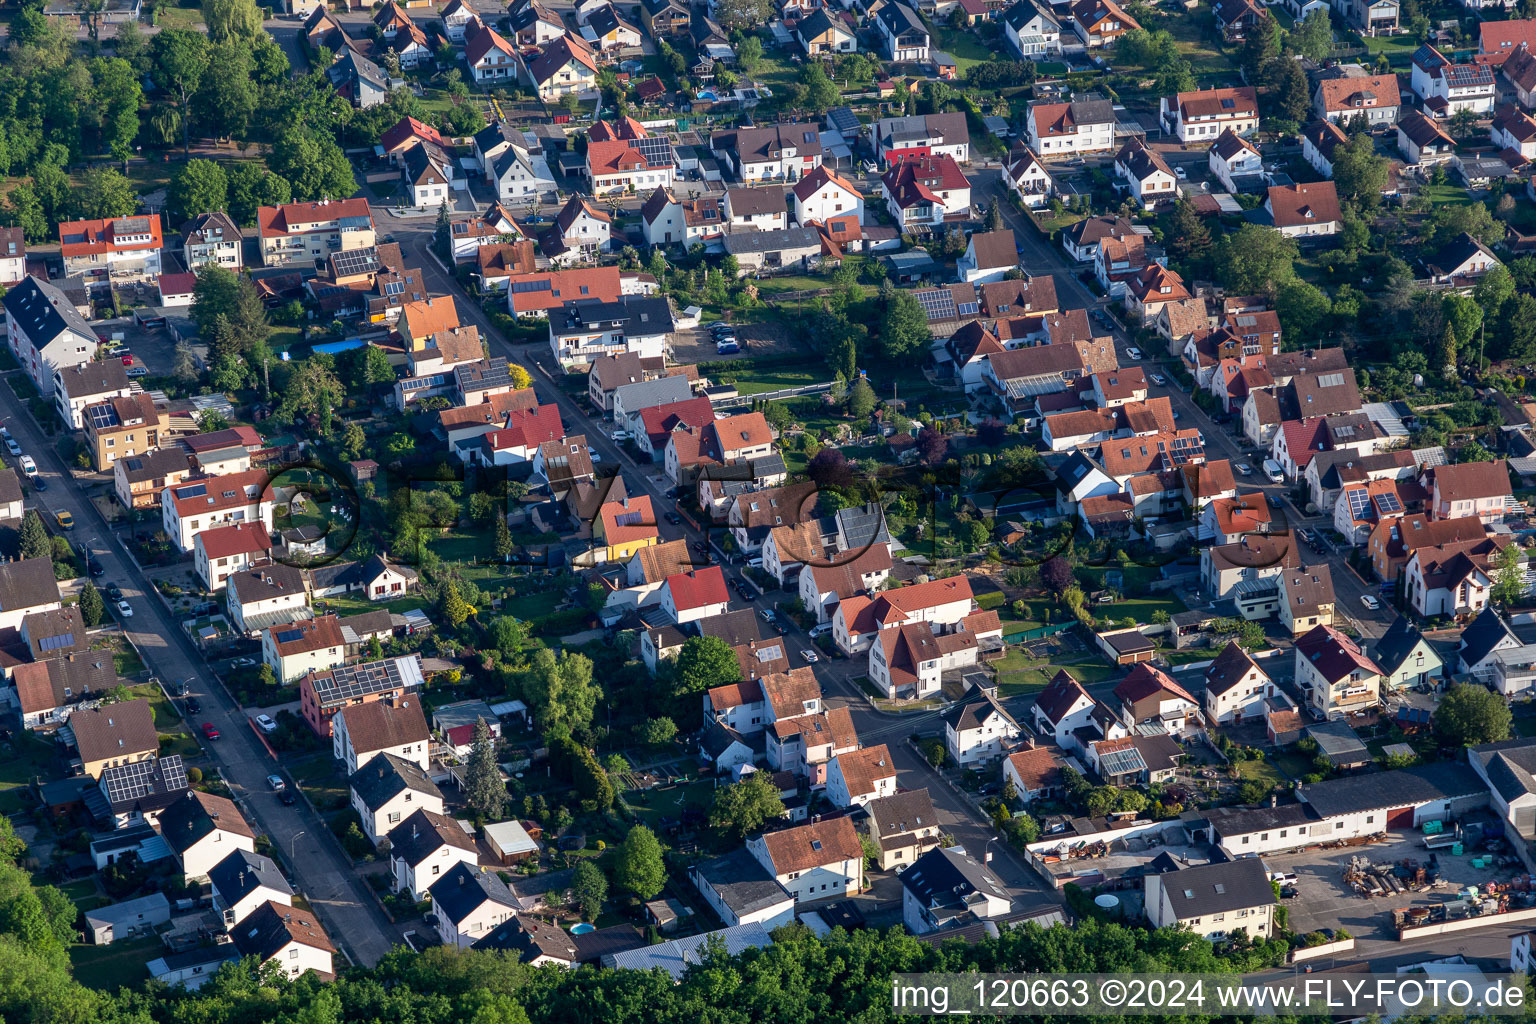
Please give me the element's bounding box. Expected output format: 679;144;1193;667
92;318;181;378
1261;828;1523;942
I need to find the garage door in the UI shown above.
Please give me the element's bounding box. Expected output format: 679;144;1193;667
1387;806;1413;829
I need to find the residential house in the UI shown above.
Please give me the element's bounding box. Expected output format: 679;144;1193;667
521;34;599;101
1429;460;1513;523
1411;43;1496;117
690;848;796;930
10;654;114;733
430;861;519;948
180;212;242;271
227;564;309;637
1159;86;1259;143
641;188;723;246
210;849;292;928
58;215;162;284
159;470;276;553
1003;145;1056;208
796;8;856;53
1403;534;1510;618
1114;137;1177;209
1210;129;1266;192
81;393;168;471
3;276;97;398
1423;230;1502;286
863;789;942;870
1396;110;1457;165
1114;664;1201;737
157;791;256;882
389;808;480;899
826;744;898;808
1373;615;1443;691
548;295;673;369
871;112;971;167
264;615;347;687
1301;119;1349;178
943;691;1020;765
1294;624;1383;719
230;902;334;980
1266;181;1342;237
257;199;375;267
956;229;1019;284
1004;744;1066;804
1315;73;1402;125
660;567;730;625
349;751;445;846
1203;642;1276;724
709;123;824;182
900;846;1011;934
1144;859;1276;940
1279;564;1336;636
1025;96;1116;155
466;21;519;83
724;187;789;233
875;2;929;60
193;522;273;592
332;698;430;776
1003;0;1062;56
299;655;425;738
745;817;863;905
880;154;972;229
1069;0;1139;46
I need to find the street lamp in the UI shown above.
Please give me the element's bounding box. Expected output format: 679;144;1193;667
291;831;306;864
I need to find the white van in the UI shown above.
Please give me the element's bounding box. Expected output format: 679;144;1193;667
809;622;834;638
1261;459;1284;484
18;456;36;477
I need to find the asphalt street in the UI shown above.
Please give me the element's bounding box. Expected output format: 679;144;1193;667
0;376;405;968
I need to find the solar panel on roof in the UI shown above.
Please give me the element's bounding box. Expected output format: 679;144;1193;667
88;405;119;430
37;633;74;653
312;658;415;706
275;629;305;644
915;289;957;322
1375;491;1403;514
178;483;207;498
159;755;187;793
627;136;676;167
1347;487;1371;520
956;301;980;316
512;279;552;293
383;280;405;296
332;246;380;277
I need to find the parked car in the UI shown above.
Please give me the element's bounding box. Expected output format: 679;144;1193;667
5;439;20;457
18;456;36;476
55;511;73;530
801;649;820;663
610;429;631;443
116;599;132;617
1125;347;1143;360
665;511;681;524
279;789;297;805
31;476;45;491
1149;373;1167;386
266;773;286;791
1360;594;1381;610
104;583;121;600
88;559;104;577
255;714;278;733
184;697;202;714
202;722;220;740
1235;463;1252;476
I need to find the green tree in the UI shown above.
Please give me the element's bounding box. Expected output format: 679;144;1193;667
439;580;471;628
488;616;529;659
167;159;229;225
848;378;877;419
1434;683;1512;746
1494;541;1526;607
1213;224;1298;294
1289;9;1335;62
708;771;786;839
194;44;258;143
75;167;139;220
268;123;357;201
18;511;50;563
714;0;773;28
464;719;505;818
433;200;452;260
202;0;263;43
1442;292;1484;354
641;717;677;746
737;35;763;73
79;582;104;628
571;859;607;920
672;635;742;709
150;29;211;155
225;161;292;226
801;62;840;114
1164;197;1211;265
1237;13;1278;81
879;290;930;359
1331;132;1389;211
91;57;144;164
1275;278;1331;340
525;648;599;737
614;824;667;899
7;184;49;243
1474;264;1515;315
1264;55;1311;125
494;518;514;560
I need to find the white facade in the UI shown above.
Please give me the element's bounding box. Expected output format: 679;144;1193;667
392;842;480;900
745;835;863;904
352;786;445;846
332;711;431;777
180;828;256;883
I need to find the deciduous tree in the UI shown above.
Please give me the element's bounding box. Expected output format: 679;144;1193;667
708;771;786;838
1434;683;1512;746
614;824;667;899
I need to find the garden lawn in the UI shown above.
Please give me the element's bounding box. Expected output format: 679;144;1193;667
994;651;1116;696
1101;594;1187;625
933;26;994;71
319;591;430;617
1271;750;1315;780
623;779;715;831
1234;758;1286;790
1362;33;1421;64
1418;183;1473;208
71;936;161;991
715;366;825;396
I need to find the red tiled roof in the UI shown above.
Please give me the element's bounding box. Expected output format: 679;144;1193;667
599;495;658;546
58;216;162;257
257;199;372;239
196;522;272;560
665;566;728;611
483;404;565;452
506;267;623;315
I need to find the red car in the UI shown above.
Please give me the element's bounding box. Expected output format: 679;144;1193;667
202;722;220;740
121;356;133;365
